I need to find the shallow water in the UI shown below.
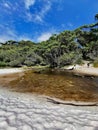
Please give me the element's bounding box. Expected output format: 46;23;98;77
4;69;97;102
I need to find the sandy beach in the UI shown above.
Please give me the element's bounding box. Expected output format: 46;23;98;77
0;68;24;75
0;68;98;130
0;65;98;77
63;64;98;77
74;65;98;76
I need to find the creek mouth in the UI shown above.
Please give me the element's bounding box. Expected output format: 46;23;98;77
0;69;98;102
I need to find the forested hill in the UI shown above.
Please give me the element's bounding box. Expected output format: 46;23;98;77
0;14;98;68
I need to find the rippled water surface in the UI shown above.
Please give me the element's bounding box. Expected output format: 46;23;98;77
1;69;98;102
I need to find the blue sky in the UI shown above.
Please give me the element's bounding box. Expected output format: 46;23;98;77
0;0;98;43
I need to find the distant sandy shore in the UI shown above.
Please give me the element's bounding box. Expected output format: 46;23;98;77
0;66;98;77
63;64;98;77
0;68;24;75
73;66;98;77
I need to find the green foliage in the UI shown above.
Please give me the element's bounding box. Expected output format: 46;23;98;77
58;53;75;66
9;60;21;67
24;60;34;66
0;14;98;68
93;59;98;67
0;62;7;67
58;52;82;67
95;14;98;20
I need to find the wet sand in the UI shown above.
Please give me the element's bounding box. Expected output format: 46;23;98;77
0;68;98;102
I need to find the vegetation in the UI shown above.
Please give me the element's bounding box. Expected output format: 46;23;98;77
0;14;98;68
93;59;98;67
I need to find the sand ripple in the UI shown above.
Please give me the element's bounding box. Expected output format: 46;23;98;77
0;88;98;130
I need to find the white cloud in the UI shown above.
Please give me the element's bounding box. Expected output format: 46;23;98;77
18;35;33;41
19;0;63;23
35;1;51;22
34;14;43;23
0;29;17;42
4;3;11;9
37;27;58;42
37;32;52;42
0;34;16;42
24;0;35;9
0;24;34;42
0;36;10;43
0;24;33;42
0;32;33;43
0;0;63;24
25;0;52;23
26;12;33;21
67;23;74;27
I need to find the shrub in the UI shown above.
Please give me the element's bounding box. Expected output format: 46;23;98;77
24;60;35;66
9;60;22;67
0;62;7;67
93;59;98;67
58;51;83;67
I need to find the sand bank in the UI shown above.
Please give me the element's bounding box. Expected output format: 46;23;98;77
63;64;98;77
0;65;98;77
74;66;98;76
0;68;24;75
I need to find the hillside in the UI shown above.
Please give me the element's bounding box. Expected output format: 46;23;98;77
0;14;98;68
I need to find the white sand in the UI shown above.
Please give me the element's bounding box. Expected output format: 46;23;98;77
0;68;98;130
64;64;98;76
0;88;98;130
0;68;23;75
74;65;98;76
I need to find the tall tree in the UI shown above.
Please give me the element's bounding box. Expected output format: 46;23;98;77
95;14;98;20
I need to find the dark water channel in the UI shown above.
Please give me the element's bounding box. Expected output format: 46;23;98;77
9;69;98;102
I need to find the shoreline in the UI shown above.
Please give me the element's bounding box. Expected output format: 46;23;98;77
73;66;98;77
0;78;98;107
0;68;24;75
0;67;98;104
0;65;98;77
61;65;98;77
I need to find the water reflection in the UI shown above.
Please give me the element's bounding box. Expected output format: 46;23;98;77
8;69;98;102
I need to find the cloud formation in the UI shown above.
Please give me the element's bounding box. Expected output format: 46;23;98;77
37;28;58;42
36;1;52;22
24;0;63;23
24;0;35;9
0;24;33;42
25;0;52;23
0;27;17;42
0;0;97;43
0;0;63;24
37;32;52;42
3;2;11;9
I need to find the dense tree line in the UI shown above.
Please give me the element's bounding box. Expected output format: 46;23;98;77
0;14;98;68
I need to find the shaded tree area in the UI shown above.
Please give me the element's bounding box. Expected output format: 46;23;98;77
0;14;98;68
